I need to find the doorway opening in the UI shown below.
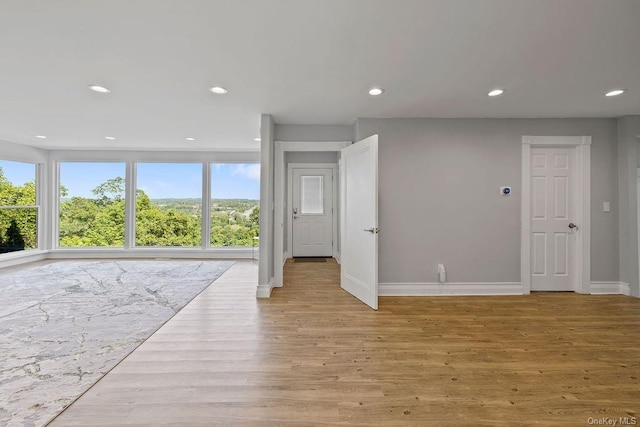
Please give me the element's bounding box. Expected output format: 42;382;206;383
288;164;337;259
273;136;379;309
274;141;350;289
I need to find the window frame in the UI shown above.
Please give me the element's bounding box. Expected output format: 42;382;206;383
0;159;41;253
48;150;259;256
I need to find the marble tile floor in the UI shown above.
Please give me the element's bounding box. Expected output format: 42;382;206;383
0;259;234;427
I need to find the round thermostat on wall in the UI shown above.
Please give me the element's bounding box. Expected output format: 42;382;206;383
500;186;512;196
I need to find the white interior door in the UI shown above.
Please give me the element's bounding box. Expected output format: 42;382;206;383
340;135;378;309
530;147;577;291
292;168;333;257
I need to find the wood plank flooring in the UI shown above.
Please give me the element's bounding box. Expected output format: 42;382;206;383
50;259;640;426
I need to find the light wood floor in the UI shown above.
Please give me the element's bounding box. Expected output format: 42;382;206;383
51;259;640;426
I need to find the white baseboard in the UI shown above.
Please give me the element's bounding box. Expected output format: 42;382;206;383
590;281;631;295
379;282;523;296
0;250;48;270
256;278;274;298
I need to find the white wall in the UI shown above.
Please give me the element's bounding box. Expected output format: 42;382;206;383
355;118;619;286
0;139;47;163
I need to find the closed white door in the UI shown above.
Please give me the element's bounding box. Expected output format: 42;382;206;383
292;168;333;257
530;147;577;291
340;135;378;309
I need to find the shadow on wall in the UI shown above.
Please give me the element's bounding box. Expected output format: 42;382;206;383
0;220;25;254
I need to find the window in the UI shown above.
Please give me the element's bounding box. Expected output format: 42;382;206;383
211;163;260;247
0;160;38;253
136;163;202;247
59;162;126;247
301;175;324;214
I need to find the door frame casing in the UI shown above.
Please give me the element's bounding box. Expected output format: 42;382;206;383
521;136;591;294
287;163;337;259
273;141;351;288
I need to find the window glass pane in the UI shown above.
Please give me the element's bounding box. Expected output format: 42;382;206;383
211;163;260;247
0;160;37;252
301;175;323;214
136;163;202;247
59;162;126;247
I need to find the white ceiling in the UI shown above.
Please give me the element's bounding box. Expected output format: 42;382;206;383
0;0;639;151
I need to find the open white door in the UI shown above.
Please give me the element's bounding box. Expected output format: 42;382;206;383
340;135;378;309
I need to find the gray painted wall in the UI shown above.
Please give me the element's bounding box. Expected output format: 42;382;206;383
617;116;640;297
355;118;619;284
258;115;275;291
275;124;353;142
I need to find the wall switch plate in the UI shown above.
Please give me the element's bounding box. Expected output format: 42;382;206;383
603;202;610;212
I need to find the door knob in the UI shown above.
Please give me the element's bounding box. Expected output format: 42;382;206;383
568;223;579;230
364;227;379;234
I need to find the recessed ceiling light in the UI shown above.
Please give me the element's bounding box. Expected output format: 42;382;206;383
89;85;111;93
488;89;505;97
605;89;626;97
35;135;47;139
254;137;261;142
368;87;385;96
209;86;229;94
185;137;196;141
104;136;115;140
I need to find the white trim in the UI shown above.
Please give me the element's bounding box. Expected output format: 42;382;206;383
125;161;136;249
0;250;48;270
287;163;337;259
256;278;274;298
47;248;255;259
0;248;255;270
522;136;591;146
49;160;59;250
521;136;591;294
590;281;631;296
202;162;212;249
379;282;523;296
273;141;351;289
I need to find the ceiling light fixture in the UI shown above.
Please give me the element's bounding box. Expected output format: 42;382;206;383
35;135;47;139
209;86;229;94
488;89;505;97
104;136;115;140
185;137;196;141
89;85;111;93
605;89;626;97
368;87;385;96
254;137;261;142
